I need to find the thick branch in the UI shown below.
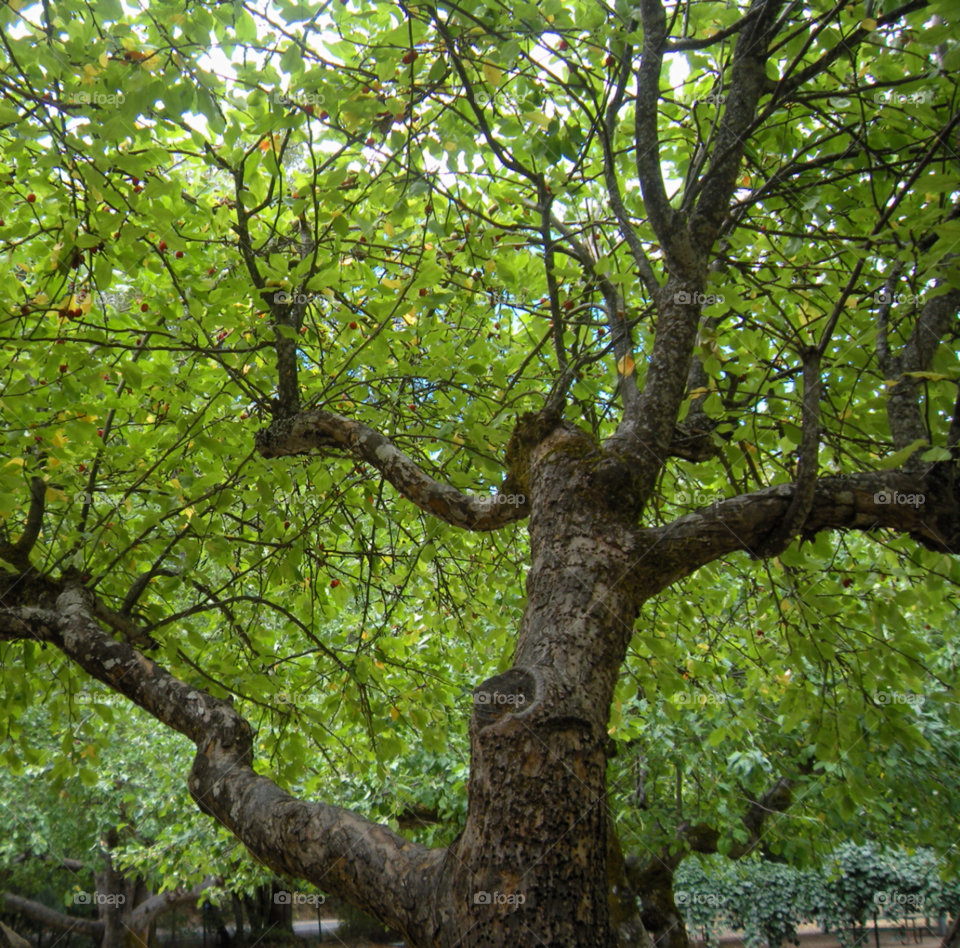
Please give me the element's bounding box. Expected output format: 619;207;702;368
0;893;104;939
637;468;958;598
254;411;530;530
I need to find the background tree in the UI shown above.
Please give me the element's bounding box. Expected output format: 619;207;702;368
1;0;959;945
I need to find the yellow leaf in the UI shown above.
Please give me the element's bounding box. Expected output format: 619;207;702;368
390;706;400;721
51;429;68;448
452;433;465;445
484;259;495;273
47;458;61;468
688;386;708;400
183;507;195;520
45;488;67;503
617;355;635;376
403;311;417;326
482;61;502;87
383;220;395;238
860;18;877;30
382;278;403;289
4;458;25;467
170;478;181;489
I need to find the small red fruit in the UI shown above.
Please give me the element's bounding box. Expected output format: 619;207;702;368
365;137;375;146
563;300;574;311
419;288;428;297
349;321;359;329
598;328;606;337
20;305;29;315
175;250;184;259
240;412;248;420
97;429;104;437
133;186;143;194
319;110;329;120
330;579;341;588
141;303;149;313
284;520;290;529
34;436;42;443
300;326;308;335
408;404;416;410
132;177;140;185
208;267;217;276
72;308;82;318
158;240;167;252
0;219;5;226
558;39;569;50
26;193;36;203
605;55;616;67
842;578;853;588
78;463;86;473
402;51;417;64
59;364;67;373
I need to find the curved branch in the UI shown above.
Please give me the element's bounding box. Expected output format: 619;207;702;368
753;348;821;558
127;879;217;930
0;589;442;943
0;478;45;572
254;411;530;530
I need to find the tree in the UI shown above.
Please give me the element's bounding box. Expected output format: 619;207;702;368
1;0;959;944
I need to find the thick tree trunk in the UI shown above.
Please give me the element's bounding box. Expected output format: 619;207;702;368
421;419;651;946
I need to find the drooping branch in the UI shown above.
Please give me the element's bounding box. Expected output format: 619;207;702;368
0;478;45;572
0;588;442;943
254;410;530;530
